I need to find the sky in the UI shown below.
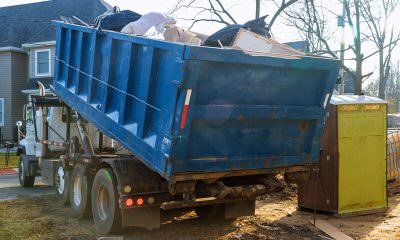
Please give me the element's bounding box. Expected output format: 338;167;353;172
1;0;399;84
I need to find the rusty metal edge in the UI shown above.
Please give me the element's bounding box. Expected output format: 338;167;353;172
170;165;314;182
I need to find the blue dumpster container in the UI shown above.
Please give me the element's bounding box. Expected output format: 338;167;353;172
52;21;339;181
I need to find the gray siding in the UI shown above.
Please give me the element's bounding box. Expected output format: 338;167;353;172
0;52;13;141
11;52;28;137
0;50;28;142
28;46;55;78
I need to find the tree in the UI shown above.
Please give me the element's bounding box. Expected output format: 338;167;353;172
360;0;400;99
284;0;400;96
171;0;298;30
365;62;400;112
385;63;400;112
283;0;373;95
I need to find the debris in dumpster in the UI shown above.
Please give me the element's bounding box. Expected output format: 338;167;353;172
94;6;141;32
203;15;270;47
164;26;203;46
120;12;176;36
232;28;304;56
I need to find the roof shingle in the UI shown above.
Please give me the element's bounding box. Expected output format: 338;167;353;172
0;0;111;47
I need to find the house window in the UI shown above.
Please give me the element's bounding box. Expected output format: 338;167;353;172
35;49;51;76
0;98;4;127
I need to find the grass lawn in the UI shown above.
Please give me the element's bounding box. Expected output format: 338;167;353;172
0;153;20;169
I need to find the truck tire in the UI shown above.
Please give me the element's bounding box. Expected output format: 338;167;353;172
92;168;121;234
56;160;70;205
195;204;224;220
18;155;35;187
69;163;92;218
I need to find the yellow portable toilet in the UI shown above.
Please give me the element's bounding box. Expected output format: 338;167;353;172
299;95;388;216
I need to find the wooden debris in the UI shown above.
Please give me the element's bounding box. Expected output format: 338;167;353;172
309;220;354;240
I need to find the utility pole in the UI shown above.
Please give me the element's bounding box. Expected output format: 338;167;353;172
338;2;346;94
256;0;260;19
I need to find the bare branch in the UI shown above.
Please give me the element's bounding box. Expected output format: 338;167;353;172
269;0;299;30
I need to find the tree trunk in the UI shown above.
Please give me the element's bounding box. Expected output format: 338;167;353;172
256;0;260;19
354;65;363;95
353;0;363;95
378;48;386;99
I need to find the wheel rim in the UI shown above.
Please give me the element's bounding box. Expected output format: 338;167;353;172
19;160;24;182
97;184;110;221
73;175;83;206
56;166;65;194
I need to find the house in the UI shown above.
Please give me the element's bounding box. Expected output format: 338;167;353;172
334;71;355;94
0;0;111;143
284;41;310;53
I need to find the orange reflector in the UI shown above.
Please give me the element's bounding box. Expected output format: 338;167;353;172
137;198;144;206
125;198;134;207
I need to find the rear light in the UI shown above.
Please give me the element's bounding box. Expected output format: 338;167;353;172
125;198;134;207
137;198;144;206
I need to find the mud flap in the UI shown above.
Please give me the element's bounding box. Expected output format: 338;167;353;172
121;206;160;229
225;200;255;219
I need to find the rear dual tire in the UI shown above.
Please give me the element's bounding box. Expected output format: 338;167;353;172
69;163;92;218
92;168;121;234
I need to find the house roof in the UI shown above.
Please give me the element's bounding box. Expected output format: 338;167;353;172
0;0;111;48
284;41;309;53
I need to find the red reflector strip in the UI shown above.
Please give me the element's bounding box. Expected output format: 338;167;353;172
180;89;192;129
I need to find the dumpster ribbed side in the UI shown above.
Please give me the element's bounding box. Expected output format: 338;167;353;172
53;22;186;176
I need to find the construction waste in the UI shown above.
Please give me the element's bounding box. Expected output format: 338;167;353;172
203;15;271;47
94;6;141;32
62;6;304;54
120;12;176;36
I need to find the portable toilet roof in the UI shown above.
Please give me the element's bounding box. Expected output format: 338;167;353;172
330;95;386;105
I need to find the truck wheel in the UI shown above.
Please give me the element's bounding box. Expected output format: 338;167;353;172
92;168;121;234
195;204;224;220
69;163;92;218
18;155;35;187
56;160;70;205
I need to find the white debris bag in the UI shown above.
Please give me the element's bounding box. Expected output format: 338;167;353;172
121;12;176;36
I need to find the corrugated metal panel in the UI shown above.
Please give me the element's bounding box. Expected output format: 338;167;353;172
387;131;400;194
387;131;400;181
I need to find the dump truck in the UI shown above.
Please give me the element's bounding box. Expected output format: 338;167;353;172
18;21;339;234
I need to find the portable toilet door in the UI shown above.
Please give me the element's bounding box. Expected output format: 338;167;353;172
332;95;388;215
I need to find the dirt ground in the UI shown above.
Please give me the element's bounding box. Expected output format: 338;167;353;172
0;186;399;240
